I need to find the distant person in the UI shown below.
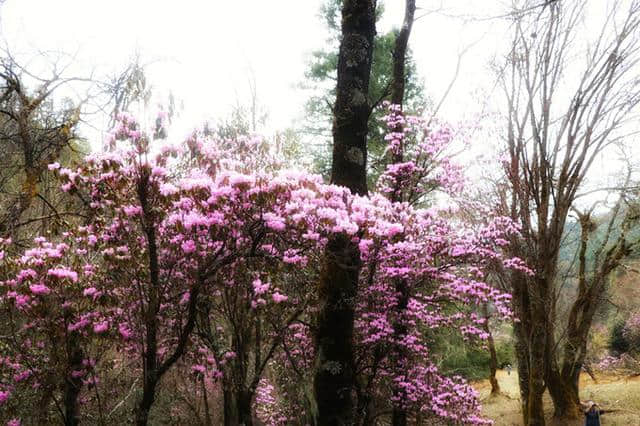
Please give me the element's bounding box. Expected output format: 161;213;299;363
584;401;607;426
506;364;512;375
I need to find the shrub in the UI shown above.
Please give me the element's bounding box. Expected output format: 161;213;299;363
609;319;630;355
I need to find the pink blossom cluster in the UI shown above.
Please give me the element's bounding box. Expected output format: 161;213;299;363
377;103;465;203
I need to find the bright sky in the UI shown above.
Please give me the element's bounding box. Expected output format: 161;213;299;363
0;0;508;141
2;0;637;211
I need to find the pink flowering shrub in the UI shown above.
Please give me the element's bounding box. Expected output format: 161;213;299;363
0;107;525;425
0;236;111;423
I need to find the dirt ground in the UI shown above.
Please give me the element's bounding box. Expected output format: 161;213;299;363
472;370;640;425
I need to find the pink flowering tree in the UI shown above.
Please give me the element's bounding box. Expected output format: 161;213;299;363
47;113;295;425
251;106;524;425
0;235;112;425
349;105;523;424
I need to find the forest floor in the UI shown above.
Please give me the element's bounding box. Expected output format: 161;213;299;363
473;370;640;425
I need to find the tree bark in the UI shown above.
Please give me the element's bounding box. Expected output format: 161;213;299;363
135;170;161;426
391;275;410;426
390;0;416;108
389;2;415;424
315;234;362;425
314;1;376;425
326;0;376;196
134;169;203;425
236;390;254;426
63;335;84;426
223;386;254;426
201;376;212;426
223;385;238;426
482;303;500;396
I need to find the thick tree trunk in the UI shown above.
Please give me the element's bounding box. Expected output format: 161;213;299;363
223;385;238;426
546;368;581;420
481;303;500;396
527;324;547;426
510;272;533;425
511;274;552;425
326;0;375;196
135;374;158;426
550;300;597;419
236;391;254;426
547;327;582;420
513;321;530;424
314;1;376;425
315;234;362;425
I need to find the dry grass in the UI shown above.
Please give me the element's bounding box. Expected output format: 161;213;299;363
472;370;640;425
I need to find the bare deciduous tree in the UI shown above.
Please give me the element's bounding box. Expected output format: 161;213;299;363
0;54;86;241
498;0;640;423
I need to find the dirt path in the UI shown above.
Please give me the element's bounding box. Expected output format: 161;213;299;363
472;370;640;425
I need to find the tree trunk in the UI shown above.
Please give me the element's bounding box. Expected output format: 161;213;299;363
510;272;533;425
525;272;553;426
527;325;547;426
135;170;161;426
391;276;410;426
63;336;84;426
135;374;158;426
201;376;212;426
482;303;500;396
546;368;581;420
326;0;375;196
236;390;254;426
513;321;530;425
314;1;376;425
223;385;238;426
223;386;254;426
390;0;416;107
314;234;362;425
389;3;415;424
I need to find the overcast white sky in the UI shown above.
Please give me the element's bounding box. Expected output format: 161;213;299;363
2;0;637;210
0;0;509;141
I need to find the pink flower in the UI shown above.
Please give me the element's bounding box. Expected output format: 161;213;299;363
93;321;109;334
14;294;30;308
47;267;78;282
13;370;30;382
272;292;288;304
252;279;270;295
123;205;142;217
29;284;50;295
181;240;196;254
0;390;9;405
191;364;206;374
118;324;132;340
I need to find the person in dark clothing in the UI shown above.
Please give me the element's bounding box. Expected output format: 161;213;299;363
584;401;604;426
